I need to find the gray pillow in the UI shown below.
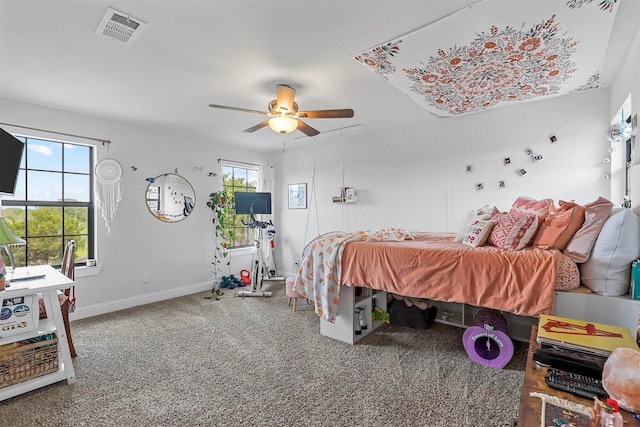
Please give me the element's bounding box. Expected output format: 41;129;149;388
580;208;640;296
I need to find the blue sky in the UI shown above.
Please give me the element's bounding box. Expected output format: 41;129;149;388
6;137;91;202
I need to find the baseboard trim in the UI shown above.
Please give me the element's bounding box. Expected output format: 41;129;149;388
69;281;213;321
278;270;296;278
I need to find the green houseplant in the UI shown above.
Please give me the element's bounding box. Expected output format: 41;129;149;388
206;190;234;299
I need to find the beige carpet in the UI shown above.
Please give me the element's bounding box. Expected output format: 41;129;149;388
0;282;527;426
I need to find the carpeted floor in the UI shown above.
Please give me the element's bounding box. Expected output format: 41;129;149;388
0;282;527;426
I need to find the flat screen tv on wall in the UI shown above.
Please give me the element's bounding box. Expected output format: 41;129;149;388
0;127;25;196
234;192;272;215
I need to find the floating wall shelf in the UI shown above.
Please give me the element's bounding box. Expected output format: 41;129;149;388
332;187;357;204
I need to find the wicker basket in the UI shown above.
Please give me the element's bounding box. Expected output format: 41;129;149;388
0;335;59;388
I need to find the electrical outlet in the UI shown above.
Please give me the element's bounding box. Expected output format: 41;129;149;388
143;272;150;283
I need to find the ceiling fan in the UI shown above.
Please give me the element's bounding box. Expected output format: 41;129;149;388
208;84;354;137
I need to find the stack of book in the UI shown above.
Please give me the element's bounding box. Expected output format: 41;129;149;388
537;314;639;357
533;314;639;378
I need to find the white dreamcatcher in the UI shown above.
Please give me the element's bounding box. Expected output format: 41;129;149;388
95;150;123;234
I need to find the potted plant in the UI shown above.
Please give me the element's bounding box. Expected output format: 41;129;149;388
206;190;234;300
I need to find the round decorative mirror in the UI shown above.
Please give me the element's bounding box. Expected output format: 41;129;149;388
145;173;195;222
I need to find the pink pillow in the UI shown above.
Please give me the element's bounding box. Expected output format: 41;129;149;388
509;196;554;226
563;197;614;263
534;200;585;250
488;213;539;250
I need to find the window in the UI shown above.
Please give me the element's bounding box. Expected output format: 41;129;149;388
222;163;259;248
609;94;633;207
2;136;94;267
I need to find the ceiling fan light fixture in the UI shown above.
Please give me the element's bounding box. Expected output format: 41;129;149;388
268;116;298;134
209;84;352;136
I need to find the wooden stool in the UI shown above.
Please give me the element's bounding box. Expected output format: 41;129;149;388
285;276;309;312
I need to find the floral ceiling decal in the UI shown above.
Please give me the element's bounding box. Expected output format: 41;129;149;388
353;0;619;117
403;15;577;115
566;0;618;12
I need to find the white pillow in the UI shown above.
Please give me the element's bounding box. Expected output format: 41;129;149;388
454;205;499;242
462;219;495;247
580;208;640;296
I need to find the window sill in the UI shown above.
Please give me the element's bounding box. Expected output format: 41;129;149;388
230;246;255;257
75;265;102;278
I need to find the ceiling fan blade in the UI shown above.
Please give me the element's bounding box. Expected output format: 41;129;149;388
297;109;354;119
276;85;296;112
296;120;320;137
208;104;269;116
243;120;270;133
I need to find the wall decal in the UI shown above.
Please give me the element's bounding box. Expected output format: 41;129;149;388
354;2;618;117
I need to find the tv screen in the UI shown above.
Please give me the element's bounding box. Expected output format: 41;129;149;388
234;192;272;215
0;128;25;196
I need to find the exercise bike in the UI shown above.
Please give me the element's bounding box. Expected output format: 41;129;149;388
235;214;284;297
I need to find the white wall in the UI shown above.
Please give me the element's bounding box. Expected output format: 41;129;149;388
0;98;268;319
271;88;613;277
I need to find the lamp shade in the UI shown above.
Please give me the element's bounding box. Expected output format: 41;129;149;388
268;117;298;134
0;217;25;246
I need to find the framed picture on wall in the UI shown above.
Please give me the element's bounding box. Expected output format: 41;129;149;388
288;183;307;209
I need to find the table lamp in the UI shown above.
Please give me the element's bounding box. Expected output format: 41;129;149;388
0;216;25;273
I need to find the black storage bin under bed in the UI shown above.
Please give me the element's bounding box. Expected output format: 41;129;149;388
388;299;438;329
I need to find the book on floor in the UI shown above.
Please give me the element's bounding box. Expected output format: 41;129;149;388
536;314;639;357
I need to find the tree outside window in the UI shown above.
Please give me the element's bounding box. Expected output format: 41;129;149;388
2;136;94;267
221;164;259;248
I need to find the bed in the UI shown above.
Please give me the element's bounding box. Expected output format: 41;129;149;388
341;232;565;317
292;197;640;343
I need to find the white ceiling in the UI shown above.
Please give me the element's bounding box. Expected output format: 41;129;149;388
1;0;638;153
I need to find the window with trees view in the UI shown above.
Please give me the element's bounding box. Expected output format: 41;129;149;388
2;136;94;267
222;164;259;248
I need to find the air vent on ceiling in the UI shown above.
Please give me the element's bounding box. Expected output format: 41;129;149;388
96;8;146;44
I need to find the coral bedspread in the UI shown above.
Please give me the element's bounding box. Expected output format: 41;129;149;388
340;232;562;318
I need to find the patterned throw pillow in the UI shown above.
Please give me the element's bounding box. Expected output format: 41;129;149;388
462;219;495;247
554;254;580;291
509;196;554;226
488;213;539;250
454;205;500;242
